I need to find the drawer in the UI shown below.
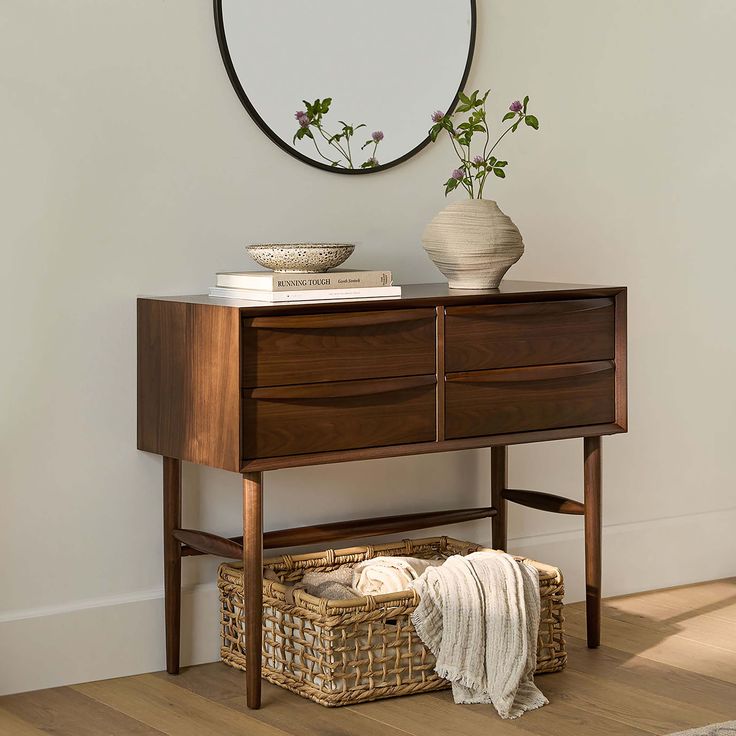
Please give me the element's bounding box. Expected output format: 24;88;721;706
445;361;615;439
445;298;614;372
243;375;436;458
242;309;436;387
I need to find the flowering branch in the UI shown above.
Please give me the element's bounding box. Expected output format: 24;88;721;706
293;98;383;169
428;91;540;198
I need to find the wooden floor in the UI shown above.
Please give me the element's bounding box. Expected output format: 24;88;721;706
2;578;735;736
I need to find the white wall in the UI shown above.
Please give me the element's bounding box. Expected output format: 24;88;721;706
2;0;735;695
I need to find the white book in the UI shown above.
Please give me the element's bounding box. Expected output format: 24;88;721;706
216;269;392;292
208;285;401;303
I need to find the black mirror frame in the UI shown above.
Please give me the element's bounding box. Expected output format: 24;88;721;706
213;0;477;175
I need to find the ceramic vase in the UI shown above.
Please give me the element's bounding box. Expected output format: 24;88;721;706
421;199;524;289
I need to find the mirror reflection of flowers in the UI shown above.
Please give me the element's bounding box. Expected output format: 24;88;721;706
293;98;384;169
429;90;540;198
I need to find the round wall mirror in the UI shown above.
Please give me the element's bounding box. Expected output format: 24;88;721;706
214;0;476;174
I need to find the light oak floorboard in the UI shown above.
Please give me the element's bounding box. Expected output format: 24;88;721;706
0;708;47;736
74;674;288;736
526;660;728;734
155;662;412;736
564;636;736;719
1;579;734;736
584;580;736;652
597;579;736;626
0;687;163;736
354;686;651;735
566;606;736;685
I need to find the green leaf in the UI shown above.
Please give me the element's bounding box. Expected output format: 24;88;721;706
495;160;508;167
459;91;471;105
321;97;332;113
523;95;529;114
360;140;373;150
293;126;311;143
444;178;460;196
455;103;472;113
525;115;539;130
502;112;516;122
493;168;506;178
488;156;497;166
511;120;521;132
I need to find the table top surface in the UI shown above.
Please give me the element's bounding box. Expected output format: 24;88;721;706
140;281;626;314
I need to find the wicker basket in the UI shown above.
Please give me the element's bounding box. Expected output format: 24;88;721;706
218;536;566;707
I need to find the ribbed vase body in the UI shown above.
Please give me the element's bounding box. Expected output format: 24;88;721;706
422;199;524;289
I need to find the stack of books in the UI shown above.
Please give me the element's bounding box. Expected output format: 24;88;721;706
209;270;400;303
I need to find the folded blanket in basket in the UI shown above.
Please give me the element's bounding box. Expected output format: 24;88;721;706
353;556;444;595
300;566;357;600
410;551;547;720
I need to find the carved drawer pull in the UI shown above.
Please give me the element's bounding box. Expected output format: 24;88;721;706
246;374;437;400
246;308;434;330
448;298;612;319
446;361;614;384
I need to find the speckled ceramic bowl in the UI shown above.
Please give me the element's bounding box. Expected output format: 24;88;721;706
246;243;355;273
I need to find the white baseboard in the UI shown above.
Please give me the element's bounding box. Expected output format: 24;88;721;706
2;507;735;696
0;581;221;697
509;505;736;601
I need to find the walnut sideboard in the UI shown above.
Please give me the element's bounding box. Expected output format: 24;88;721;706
137;281;627;709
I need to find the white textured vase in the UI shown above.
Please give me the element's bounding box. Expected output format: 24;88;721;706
422;199;524;289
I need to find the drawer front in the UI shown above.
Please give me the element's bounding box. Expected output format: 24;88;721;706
243;308;436;387
445;361;615;439
243;376;436;458
445;298;614;372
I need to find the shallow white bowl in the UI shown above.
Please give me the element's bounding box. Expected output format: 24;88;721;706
246;243;355;273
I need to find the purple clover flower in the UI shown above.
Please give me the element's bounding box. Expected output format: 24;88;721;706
431;110;444;123
509;100;523;113
295;110;310;127
371;130;384;142
451;168;465;181
473;155;484;165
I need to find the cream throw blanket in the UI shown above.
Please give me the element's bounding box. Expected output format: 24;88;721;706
410;551;548;719
352;556;444;595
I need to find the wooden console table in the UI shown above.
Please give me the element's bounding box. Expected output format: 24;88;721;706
137;281;627;709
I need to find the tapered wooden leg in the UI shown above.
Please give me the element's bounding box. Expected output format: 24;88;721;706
583;436;602;648
163;456;182;675
491;446;508;551
243;471;263;709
